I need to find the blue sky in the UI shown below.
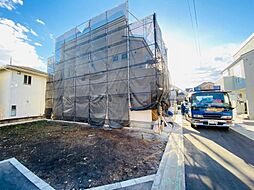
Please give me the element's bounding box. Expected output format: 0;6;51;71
0;0;254;88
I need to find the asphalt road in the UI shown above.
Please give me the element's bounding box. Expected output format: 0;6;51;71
183;119;254;190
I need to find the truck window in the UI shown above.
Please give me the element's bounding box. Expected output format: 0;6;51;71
191;92;230;108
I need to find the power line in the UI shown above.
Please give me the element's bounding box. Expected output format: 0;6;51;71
192;0;199;29
186;0;202;62
186;0;198;57
192;0;201;58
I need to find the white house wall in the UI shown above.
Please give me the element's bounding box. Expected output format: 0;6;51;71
243;51;254;119
0;69;46;120
0;71;11;119
234;35;254;60
219;76;235;91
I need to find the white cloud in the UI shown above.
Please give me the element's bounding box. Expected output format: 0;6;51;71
34;42;42;47
36;19;45;25
30;28;38;37
17;23;29;33
0;18;46;70
0;0;23;10
163;31;239;89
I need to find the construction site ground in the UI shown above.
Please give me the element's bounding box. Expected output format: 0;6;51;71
0;121;167;189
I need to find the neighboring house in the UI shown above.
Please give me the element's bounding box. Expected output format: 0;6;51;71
170;85;187;113
0;65;47;120
195;82;215;90
216;33;254;119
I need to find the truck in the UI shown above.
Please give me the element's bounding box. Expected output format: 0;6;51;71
186;86;233;129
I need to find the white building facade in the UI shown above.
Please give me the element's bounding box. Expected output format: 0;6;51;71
0;65;47;120
216;33;254;119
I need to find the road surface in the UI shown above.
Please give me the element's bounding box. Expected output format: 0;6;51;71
182;118;254;190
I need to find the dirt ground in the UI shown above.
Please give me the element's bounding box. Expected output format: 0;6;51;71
0;121;167;189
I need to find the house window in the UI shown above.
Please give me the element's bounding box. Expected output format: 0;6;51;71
24;75;32;85
121;53;127;60
11;105;16;116
24;75;27;84
28;76;32;84
112;55;118;62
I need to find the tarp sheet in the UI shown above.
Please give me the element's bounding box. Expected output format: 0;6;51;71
46;3;171;127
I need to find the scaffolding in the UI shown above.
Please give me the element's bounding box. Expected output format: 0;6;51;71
46;3;171;128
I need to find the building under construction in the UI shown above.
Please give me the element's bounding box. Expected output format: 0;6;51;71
46;3;171;128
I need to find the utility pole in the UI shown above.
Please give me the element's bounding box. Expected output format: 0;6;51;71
10;56;12;65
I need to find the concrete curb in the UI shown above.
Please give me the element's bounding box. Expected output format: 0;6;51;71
85;174;155;190
0;119;46;128
46;119;90;126
0;119;90;129
0;158;54;190
151;118;185;190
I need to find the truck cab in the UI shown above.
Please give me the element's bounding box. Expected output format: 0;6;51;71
187;86;233;129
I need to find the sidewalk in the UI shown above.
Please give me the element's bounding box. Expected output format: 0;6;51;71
232;119;254;141
151;115;185;190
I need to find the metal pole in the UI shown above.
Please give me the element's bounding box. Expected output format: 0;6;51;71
105;10;109;127
88;20;91;124
62;41;65;120
153;13;162;132
126;0;131;123
153;13;157;100
74;32;77;121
